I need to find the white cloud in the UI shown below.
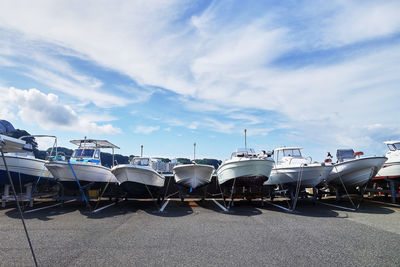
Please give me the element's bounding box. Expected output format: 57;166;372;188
320;1;400;47
0;32;133;108
228;114;262;125
202;118;235;134
6;87;121;134
133;125;160;134
188;121;199;130
0;1;399;153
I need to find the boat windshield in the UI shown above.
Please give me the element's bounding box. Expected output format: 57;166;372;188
394;143;400;150
282;149;301;157
133;158;149;166
388;144;396;151
73;149;95;158
336;149;355;162
73;149;83;157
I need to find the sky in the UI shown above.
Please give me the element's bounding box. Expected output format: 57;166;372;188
0;0;399;161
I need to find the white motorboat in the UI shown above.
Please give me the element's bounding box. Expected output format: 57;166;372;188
173;163;214;189
373;141;400;181
327;149;387;190
265;147;332;188
217;148;274;187
112;157;165;198
0;135;57;191
45;138;119;189
173;142;215;189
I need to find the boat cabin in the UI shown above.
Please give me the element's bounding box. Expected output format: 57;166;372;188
274;147;308;165
385;141;400;151
69;138;120;166
231;148;258;158
383;140;400;160
131;157;151;167
71;148;101;164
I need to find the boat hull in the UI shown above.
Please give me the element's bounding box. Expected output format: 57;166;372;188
373;161;400;181
111;165;165;198
265;164;332;188
45;161;118;189
217;159;274;186
0;155;54;188
173;164;214;189
328;157;387;188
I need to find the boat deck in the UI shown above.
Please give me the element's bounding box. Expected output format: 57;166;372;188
0;197;399;266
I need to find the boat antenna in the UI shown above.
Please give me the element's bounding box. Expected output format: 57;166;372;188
244;129;247;152
140;145;143;157
193;142;196;161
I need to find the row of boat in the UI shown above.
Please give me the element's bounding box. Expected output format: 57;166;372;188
1;132;399;203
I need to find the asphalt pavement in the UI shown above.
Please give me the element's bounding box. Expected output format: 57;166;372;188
0;198;399;266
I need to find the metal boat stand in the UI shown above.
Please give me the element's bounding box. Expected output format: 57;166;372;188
207;179;229;212
315;186;366;212
2;183;33;208
316;166;373;212
36;161;93;212
264;165;304;212
264;186;301;213
0;136;38;266
158;175;178;212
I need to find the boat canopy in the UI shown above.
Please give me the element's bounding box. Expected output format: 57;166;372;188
70;139;120;149
0;134;30;153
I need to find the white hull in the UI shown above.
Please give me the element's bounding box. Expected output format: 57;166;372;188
111;164;164;187
265;164;332;188
328;157;387;187
0;155;53;179
217;159;274;185
173;164;214;189
374;162;400;179
45;161;118;184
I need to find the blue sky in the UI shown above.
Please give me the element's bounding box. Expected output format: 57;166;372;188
0;0;400;161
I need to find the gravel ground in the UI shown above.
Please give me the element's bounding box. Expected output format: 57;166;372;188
0;198;399;266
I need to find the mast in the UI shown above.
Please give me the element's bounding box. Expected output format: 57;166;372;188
141;145;143;157
193;142;196;161
244;129;247;152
